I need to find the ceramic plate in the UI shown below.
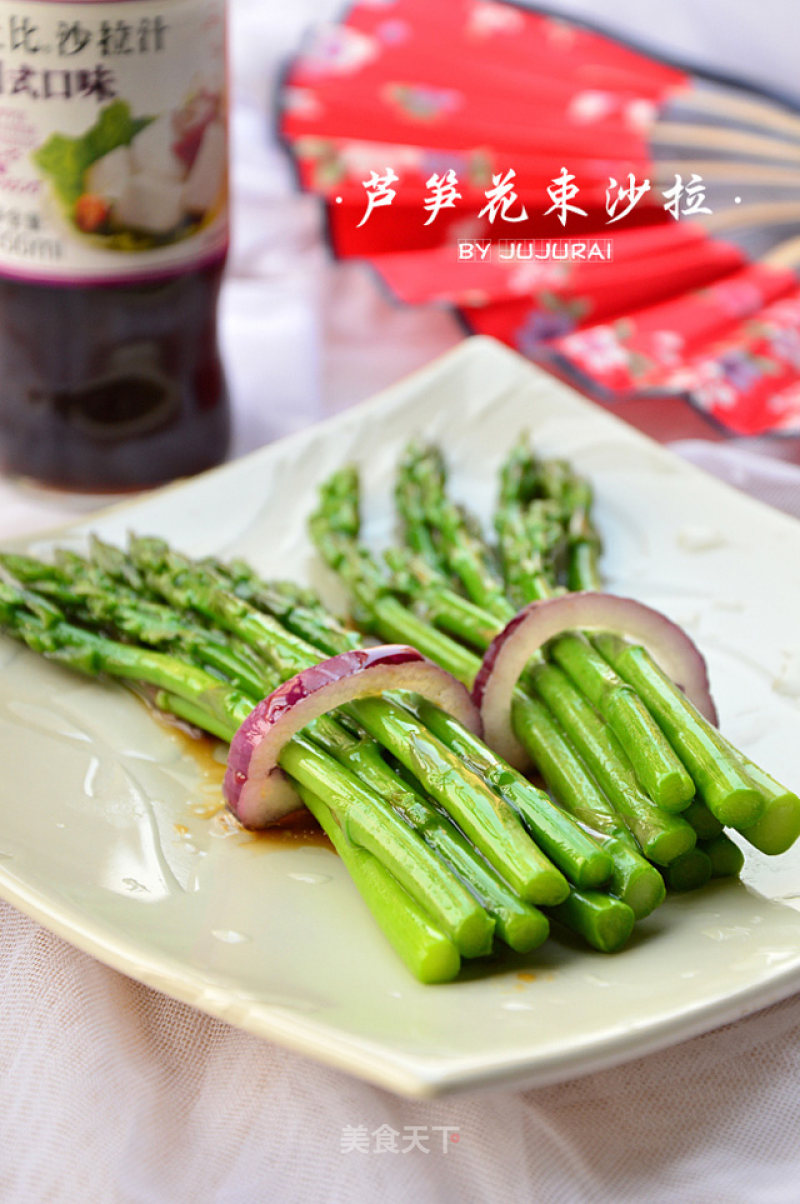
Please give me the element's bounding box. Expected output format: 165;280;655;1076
2;337;800;1098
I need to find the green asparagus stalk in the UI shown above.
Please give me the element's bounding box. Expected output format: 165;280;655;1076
724;755;800;856
279;734;495;957
495;499;563;608
340;695;572;904
528;662;696;866
507;693;665;918
394;443;451;573
547;634;695;812
494;434;563;604
593;636;764;830
682;799;724;841
2;549;276;701
207;558;362;656
297;786;462;984
389;448;695;813
536;456;603;593
303;710;551;951
395;446;511;620
411;698;615;892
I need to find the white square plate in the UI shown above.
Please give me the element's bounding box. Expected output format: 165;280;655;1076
2;337;800;1097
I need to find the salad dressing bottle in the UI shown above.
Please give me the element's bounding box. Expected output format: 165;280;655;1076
0;0;230;490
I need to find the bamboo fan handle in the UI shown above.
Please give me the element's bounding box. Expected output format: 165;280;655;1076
651;122;800;165
674;85;800;143
654;160;800;188
701;200;800;231
761;233;800;271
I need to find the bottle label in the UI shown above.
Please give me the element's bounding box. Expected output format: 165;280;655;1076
0;0;228;283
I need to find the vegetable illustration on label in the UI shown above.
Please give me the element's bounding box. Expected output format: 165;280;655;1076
33;89;226;249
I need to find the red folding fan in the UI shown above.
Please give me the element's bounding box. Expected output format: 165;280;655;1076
279;0;800;445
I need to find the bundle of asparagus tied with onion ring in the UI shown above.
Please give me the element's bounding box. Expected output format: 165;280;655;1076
0;435;797;984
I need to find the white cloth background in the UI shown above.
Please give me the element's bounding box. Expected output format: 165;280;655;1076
2;3;800;1201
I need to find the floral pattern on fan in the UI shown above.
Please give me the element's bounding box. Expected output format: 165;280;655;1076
280;0;800;441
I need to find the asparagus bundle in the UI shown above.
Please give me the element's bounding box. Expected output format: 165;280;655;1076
1;435;792;984
309;438;799;906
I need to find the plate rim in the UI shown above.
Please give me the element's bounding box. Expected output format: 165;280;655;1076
2;334;800;1098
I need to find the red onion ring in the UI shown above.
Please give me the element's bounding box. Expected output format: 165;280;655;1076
473;592;717;770
224;644;481;828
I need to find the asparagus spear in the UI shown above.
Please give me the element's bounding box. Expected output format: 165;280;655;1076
548;889;635;953
207;558;362;656
395;447;511;620
528;662;696;867
663;848;713;893
495;500;563;608
1;549;275;700
394;443;451;574
547;633;695;813
416;695;664;919
297;786;462;984
593;636;764;831
389;446;694;813
494;434;563;604
536;454;603;594
305;714;550;951
506;693;665;919
703;833;745;878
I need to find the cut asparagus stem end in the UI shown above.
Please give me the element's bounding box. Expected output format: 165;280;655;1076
603;836;666;920
499;907;551;954
683;799;724;840
703;834;745;878
548;890;636;954
738;791;800;855
643;820;698;868
664;848;713;892
735;760;800;855
510;790;614;891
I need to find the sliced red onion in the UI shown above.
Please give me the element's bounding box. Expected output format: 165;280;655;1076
224;645;481;828
473;592;717;770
